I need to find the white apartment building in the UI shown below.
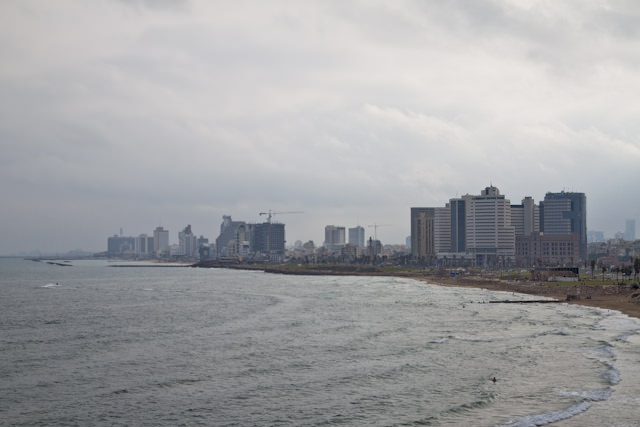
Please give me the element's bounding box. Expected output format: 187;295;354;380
465;186;515;264
434;205;451;254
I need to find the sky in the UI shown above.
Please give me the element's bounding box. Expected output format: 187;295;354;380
1;0;640;255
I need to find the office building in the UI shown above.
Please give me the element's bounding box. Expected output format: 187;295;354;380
511;196;539;237
134;234;154;257
178;224;198;258
253;222;286;256
215;216;247;257
625;219;636;241
465;186;515;265
434;205;451;254
410;207;435;262
153;226;169;256
515;232;579;266
540;192;587;261
348;226;365;248
324;225;346;252
107;235;135;257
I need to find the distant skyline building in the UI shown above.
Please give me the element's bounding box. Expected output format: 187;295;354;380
434;205;451;255
449;198;466;253
410;207;435;262
625;219;636;241
153;226;169;256
540;191;587;261
178;224;198;258
588;230;605;243
253;222;286;256
215;215;246;257
511;196;539;237
348;226;365;248
324;225;346;252
134;234;154;257
107;235;135;257
410;185;583;266
465;186;515;265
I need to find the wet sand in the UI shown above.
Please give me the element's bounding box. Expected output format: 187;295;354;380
424;275;640;319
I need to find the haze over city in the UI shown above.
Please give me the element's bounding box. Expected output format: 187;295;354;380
2;1;640;255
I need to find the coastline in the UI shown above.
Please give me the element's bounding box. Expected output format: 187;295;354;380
193;261;640;319
421;275;640;319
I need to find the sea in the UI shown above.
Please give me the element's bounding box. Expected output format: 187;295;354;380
1;258;640;427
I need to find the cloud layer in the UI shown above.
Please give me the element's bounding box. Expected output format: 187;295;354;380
1;0;639;253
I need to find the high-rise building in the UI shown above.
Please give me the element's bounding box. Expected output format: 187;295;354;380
134;234;154;257
348;226;365;248
449;198;467;253
153;226;169;256
178;224;198;258
410;207;435;261
465;186;515;265
625;219;636;241
511;196;539;237
540;192;587;261
324;225;346;252
253;222;286;255
434;205;451;254
215;215;246;257
108;235;135;257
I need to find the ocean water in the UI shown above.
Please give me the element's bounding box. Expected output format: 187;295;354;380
1;259;640;426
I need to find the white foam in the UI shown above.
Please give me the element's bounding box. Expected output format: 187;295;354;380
41;283;59;288
558;387;612;402
500;401;591;426
429;337;448;344
603;361;621;385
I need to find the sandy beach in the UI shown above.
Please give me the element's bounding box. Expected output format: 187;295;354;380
424;275;640;319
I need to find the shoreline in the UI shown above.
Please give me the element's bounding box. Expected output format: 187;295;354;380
421;275;640;319
193;261;640;319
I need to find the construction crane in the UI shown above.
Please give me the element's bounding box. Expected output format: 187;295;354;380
368;223;391;241
259;210;304;224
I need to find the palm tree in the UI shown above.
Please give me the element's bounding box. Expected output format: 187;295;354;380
600;263;608;280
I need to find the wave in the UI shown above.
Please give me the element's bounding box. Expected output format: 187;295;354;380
558;387;612;402
500;401;591;427
41;283;60;288
602;361;621;385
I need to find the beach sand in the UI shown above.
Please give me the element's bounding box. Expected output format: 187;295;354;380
424;275;640;319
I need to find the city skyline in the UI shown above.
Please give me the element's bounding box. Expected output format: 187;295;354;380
2;1;640;255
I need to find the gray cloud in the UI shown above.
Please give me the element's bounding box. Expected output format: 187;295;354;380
1;0;639;254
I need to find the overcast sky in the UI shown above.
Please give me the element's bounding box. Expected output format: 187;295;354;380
2;0;640;254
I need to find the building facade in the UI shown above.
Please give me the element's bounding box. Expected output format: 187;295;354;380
541;192;587;261
515;232;579;266
465;186;515;265
324;225;346;252
253;222;286;256
625;219;636;241
348;226;365;248
410;207;435;262
153;226;169;256
178;224;198;258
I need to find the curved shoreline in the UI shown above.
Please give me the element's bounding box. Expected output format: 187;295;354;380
193;261;640;319
419;275;640;319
